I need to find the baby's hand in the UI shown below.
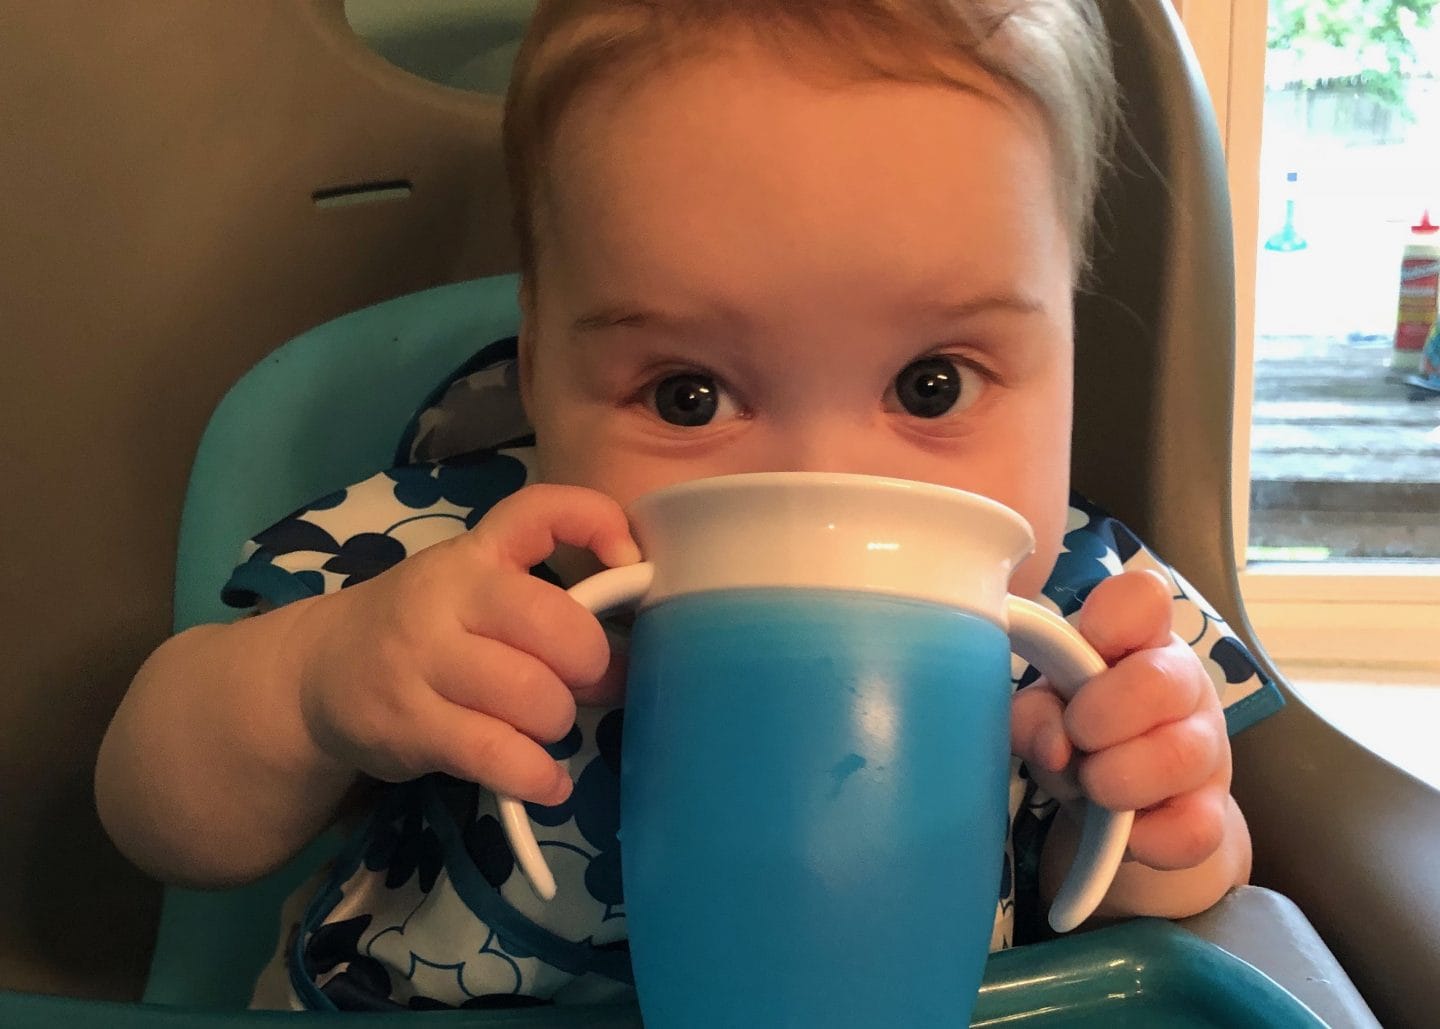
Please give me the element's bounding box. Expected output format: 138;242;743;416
1010;570;1230;870
290;484;640;808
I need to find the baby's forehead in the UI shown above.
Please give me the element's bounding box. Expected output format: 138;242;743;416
533;30;1045;204
507;2;1106;277
532;50;1060;269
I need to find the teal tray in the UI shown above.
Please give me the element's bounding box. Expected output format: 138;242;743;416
0;919;1322;1027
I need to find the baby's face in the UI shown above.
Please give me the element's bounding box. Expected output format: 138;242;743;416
520;42;1075;598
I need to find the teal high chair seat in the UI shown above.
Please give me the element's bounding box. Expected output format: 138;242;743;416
0;0;1432;1025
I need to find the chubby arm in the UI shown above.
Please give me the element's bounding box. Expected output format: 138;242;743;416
95;485;638;888
95;599;358;888
1011;570;1251;922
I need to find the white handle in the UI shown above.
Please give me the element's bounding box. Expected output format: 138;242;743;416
1007;596;1135;932
499;562;655;901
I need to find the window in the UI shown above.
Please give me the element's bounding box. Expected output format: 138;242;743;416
1174;0;1440;670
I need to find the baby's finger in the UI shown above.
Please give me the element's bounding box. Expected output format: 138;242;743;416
1062;643;1204;751
1076;713;1224;812
462;572;613;690
1010;682;1072;774
1010;682;1083;804
1077;570;1173;664
427;634;578;746
413;695;574;807
472;484;641;573
571;627;629;707
1124;788;1228;871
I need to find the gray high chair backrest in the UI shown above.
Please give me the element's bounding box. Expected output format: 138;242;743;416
1;1;1434;1024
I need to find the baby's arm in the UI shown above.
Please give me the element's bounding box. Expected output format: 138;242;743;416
1010;570;1251;922
96;485;638;888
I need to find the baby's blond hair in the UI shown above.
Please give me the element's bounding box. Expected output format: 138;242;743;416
504;0;1116;283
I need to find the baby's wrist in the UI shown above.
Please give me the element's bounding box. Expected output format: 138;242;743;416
270;595;361;780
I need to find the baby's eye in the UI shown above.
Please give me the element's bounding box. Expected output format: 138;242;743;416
650;372;738;427
890;356;982;418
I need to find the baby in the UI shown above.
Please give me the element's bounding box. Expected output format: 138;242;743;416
97;0;1277;1012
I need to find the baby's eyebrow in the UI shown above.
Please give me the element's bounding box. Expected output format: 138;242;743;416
570;291;1045;338
917;292;1045;321
571;305;725;337
572;308;651;332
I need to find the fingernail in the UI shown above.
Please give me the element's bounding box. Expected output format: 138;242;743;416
611;538;642;566
1143;568;1173;591
551;765;574;804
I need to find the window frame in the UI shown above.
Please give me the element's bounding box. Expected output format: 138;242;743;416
1171;0;1440;672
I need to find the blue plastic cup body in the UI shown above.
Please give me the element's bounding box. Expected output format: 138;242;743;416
621;588;1013;1028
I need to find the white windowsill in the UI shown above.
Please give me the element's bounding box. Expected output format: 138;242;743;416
1240;563;1440;671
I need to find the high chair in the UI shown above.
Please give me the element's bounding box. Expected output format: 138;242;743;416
0;0;1430;1024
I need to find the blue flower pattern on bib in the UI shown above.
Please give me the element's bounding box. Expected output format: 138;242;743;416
224;338;1284;1010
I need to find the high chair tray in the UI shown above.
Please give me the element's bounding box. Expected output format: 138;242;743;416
0;919;1322;1027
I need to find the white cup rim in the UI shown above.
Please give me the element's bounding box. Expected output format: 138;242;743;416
624;472;1036;615
628;471;1031;536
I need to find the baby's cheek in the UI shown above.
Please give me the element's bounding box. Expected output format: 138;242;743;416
1013;488;1071;601
1010;554;1056;601
1010;520;1063;600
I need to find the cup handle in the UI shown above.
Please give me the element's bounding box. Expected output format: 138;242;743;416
1006;595;1135;932
497;561;655;901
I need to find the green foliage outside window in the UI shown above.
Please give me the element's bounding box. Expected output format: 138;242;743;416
1268;0;1439;106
